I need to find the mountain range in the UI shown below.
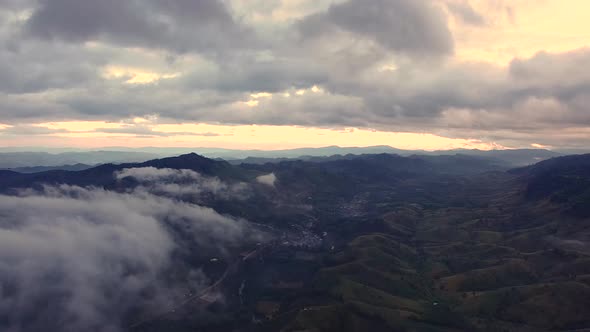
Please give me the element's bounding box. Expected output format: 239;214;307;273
1;151;589;331
0;146;561;169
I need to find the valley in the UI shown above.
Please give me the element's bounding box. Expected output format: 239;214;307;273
1;152;589;331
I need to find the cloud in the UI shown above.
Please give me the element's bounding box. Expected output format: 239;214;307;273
296;0;454;56
0;184;257;331
24;0;256;55
179;56;330;93
0;123;223;139
0;36;104;94
0;124;69;135
115;167;250;199
115;167;206;182
0;0;34;10
94;124;222;137
0;1;589;149
256;173;277;187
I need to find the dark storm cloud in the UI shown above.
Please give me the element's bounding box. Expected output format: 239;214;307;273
0;183;257;332
47;84;247;123
297;0;454;56
25;0;256;54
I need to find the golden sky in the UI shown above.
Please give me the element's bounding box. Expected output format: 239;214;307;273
0;121;496;150
452;0;590;64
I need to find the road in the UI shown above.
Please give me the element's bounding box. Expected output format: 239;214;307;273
128;245;269;330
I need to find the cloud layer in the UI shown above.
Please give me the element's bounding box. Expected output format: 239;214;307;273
0;183;254;331
0;0;589;148
115;166;250;199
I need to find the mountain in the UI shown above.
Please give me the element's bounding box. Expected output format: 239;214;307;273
0;146;559;168
0;152;508;191
512;154;590;217
91;145;412;159
0;153;244;192
3;163;93;173
248;154;590;332
222;148;558;167
1;152;589;331
512;153;590;177
0;151;159;168
446;148;561;167
178;146;561;166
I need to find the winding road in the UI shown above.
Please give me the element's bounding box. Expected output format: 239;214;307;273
129;245;269;330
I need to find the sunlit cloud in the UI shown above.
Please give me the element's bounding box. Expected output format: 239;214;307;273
250;92;273;99
243;100;260;107
531;143;552;149
102;66;181;84
379;64;398;72
311;85;323;93
40;121;125;132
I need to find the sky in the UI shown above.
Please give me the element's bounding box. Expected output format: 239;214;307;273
0;0;589;150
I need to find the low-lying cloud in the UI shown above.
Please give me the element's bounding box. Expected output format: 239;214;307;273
256;173;277;187
0;184;258;332
115;167;249;199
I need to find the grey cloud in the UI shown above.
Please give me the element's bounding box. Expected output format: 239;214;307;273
181;57;329;93
0;0;589;149
0;184;257;331
509;49;590;89
0;27;104;94
0;92;72;122
25;0;257;54
0;124;69;135
336;48;590;129
183;88;369;127
445;1;486;26
2;46;589;149
297;0;454;56
0;60;95;94
0;0;34;11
